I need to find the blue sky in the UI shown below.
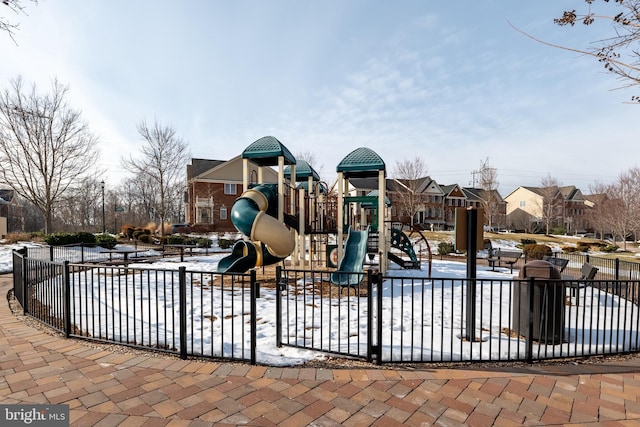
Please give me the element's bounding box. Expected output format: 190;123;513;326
2;1;637;195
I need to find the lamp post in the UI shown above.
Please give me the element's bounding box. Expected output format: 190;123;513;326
100;180;105;234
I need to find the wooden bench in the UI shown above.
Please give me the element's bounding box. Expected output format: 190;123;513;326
487;249;522;273
542;255;569;273
565;262;598;306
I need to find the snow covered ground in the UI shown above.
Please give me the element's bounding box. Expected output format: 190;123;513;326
3;239;639;366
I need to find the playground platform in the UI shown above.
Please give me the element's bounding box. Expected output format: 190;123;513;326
2;274;640;425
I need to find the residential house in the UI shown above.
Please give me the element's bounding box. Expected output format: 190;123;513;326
186;157;279;232
504;185;592;234
392;177;447;230
347;176;505;231
462;187;507;231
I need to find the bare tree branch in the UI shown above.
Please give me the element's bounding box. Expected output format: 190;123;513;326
122;119;190;235
0;76;100;233
1;0;38;43
392;157;428;227
511;0;640;101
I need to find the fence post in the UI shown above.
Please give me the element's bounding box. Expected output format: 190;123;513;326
615;258;620;281
250;270;257;365
21;251;28;315
49;246;54;262
376;271;383;365
275;266;282;348
366;270;373;363
526;277;534;364
178;266;187;360
63;261;71;338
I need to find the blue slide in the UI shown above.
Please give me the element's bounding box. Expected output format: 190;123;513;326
217;184;295;273
330;227;369;288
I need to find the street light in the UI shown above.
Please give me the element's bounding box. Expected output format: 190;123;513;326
100;180;105;234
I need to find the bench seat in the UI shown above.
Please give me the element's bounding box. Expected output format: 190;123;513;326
487;249;522;273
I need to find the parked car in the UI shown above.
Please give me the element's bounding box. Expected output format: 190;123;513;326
170;223;192;234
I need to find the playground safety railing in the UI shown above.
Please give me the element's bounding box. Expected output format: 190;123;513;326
12;251;259;364
276;267;640;365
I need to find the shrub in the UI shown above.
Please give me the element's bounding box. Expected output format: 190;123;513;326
602;244;619;253
521;238;537;245
197;238;212;248
137;234;152;244
121;224;136;239
3;232;33;243
133;229;151;240
96;234;117;249
523;243;552;260
549;227;566;235
437;241;455;256
166;235;187;245
218;238;236;249
576;242;591;253
44;232;97;246
561;245;578;253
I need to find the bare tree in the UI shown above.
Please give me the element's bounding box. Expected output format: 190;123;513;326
513;0;640;101
392;157;429;227
55;177;103;232
537;174;562;235
586;183;612;240
122;119;190;236
1;0;38;42
0;77;100;233
477;158;501;230
613;167;640;248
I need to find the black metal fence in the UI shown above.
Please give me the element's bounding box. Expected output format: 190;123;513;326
12;251;258;364
476;252;640;281
11;248;640;366
276;267;640;364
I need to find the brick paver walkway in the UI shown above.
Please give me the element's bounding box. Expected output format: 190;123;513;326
2;275;640;426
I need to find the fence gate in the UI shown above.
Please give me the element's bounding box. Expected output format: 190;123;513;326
275;267;379;362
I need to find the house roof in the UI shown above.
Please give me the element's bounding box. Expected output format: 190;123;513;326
336;147;386;178
463;187;504;203
242;136;296;167
187;159;225;179
440;184;465;197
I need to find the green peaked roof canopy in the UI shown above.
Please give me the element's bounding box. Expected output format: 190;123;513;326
336;147;386;178
242;136;297;167
364;190;391;207
284;160;320;182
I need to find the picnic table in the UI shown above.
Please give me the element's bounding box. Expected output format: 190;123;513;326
101;249;146;265
164;244;198;262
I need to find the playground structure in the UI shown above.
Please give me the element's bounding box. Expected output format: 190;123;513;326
217;136;431;279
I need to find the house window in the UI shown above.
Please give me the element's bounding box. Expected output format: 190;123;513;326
224;184;237;195
519;200;526;208
220;205;227;220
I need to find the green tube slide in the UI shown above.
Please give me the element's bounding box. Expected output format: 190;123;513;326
217;184;295;273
